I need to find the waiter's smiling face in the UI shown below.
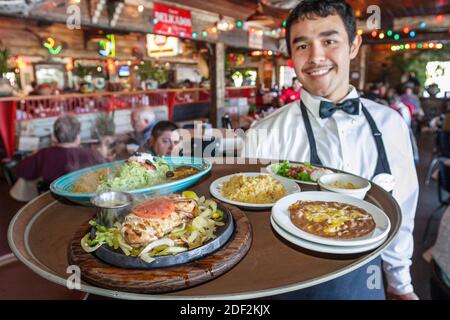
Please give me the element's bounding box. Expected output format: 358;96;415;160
289;14;362;102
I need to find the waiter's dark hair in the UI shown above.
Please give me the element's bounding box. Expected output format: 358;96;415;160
151;121;178;140
285;0;357;56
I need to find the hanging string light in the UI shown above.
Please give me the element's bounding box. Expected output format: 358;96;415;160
391;42;443;51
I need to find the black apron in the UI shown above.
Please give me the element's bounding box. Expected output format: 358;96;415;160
269;101;391;300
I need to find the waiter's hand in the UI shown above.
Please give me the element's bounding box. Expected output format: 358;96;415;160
387;291;419;300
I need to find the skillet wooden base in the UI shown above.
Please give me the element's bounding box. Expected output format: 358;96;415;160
68;204;252;293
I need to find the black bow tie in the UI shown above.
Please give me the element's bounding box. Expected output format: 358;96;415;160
319;98;360;119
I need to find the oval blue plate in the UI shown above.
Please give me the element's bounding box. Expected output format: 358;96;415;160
50;156;212;205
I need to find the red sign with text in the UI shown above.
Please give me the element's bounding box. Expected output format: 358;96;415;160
153;2;192;37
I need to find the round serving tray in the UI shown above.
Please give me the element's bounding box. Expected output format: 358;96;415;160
68;203;252;294
92;204;235;269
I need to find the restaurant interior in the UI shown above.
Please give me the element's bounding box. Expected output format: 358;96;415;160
0;0;449;301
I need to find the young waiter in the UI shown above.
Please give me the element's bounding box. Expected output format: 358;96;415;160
243;0;419;300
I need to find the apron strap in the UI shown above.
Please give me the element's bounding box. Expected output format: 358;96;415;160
300;101;323;166
361;105;392;177
299;100;391;177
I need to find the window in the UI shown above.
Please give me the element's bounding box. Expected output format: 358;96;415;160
35;64;66;89
231;69;257;87
424;61;450;98
280;65;296;89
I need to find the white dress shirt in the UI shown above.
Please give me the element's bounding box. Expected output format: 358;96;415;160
243;87;419;295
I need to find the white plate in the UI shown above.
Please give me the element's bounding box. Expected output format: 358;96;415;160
271;191;391;247
271;216;387;254
266;163;329;186
209;173;301;210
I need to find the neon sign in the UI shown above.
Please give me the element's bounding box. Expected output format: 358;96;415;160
43;38;62;55
99;34;116;58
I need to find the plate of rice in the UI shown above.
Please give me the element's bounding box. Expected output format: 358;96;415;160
209;173;301;210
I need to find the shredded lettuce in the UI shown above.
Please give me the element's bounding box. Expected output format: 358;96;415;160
96;159;170;192
274;160;291;176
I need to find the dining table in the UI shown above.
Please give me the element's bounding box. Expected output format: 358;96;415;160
8;160;401;299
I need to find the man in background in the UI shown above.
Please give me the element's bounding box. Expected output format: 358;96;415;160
279;77;302;105
129;104;158;147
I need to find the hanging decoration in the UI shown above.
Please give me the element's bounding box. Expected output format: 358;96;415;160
357;17;450;42
250;50;283;57
216;15;235;32
198;15;287;41
229;53;246;66
236;53;245;65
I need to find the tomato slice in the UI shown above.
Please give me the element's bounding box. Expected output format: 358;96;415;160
133;198;175;218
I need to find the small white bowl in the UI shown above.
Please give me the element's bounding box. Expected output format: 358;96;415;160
317;173;371;199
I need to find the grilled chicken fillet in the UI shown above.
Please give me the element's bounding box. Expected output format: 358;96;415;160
121;195;196;247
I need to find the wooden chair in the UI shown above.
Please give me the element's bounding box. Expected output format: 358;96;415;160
430;259;450;300
425;130;450;185
423;157;450;244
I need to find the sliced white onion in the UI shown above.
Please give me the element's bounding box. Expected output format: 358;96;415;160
164;246;188;254
139;238;174;257
80;233;103;253
171;223;186;233
140;252;156;263
187;231;198;243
